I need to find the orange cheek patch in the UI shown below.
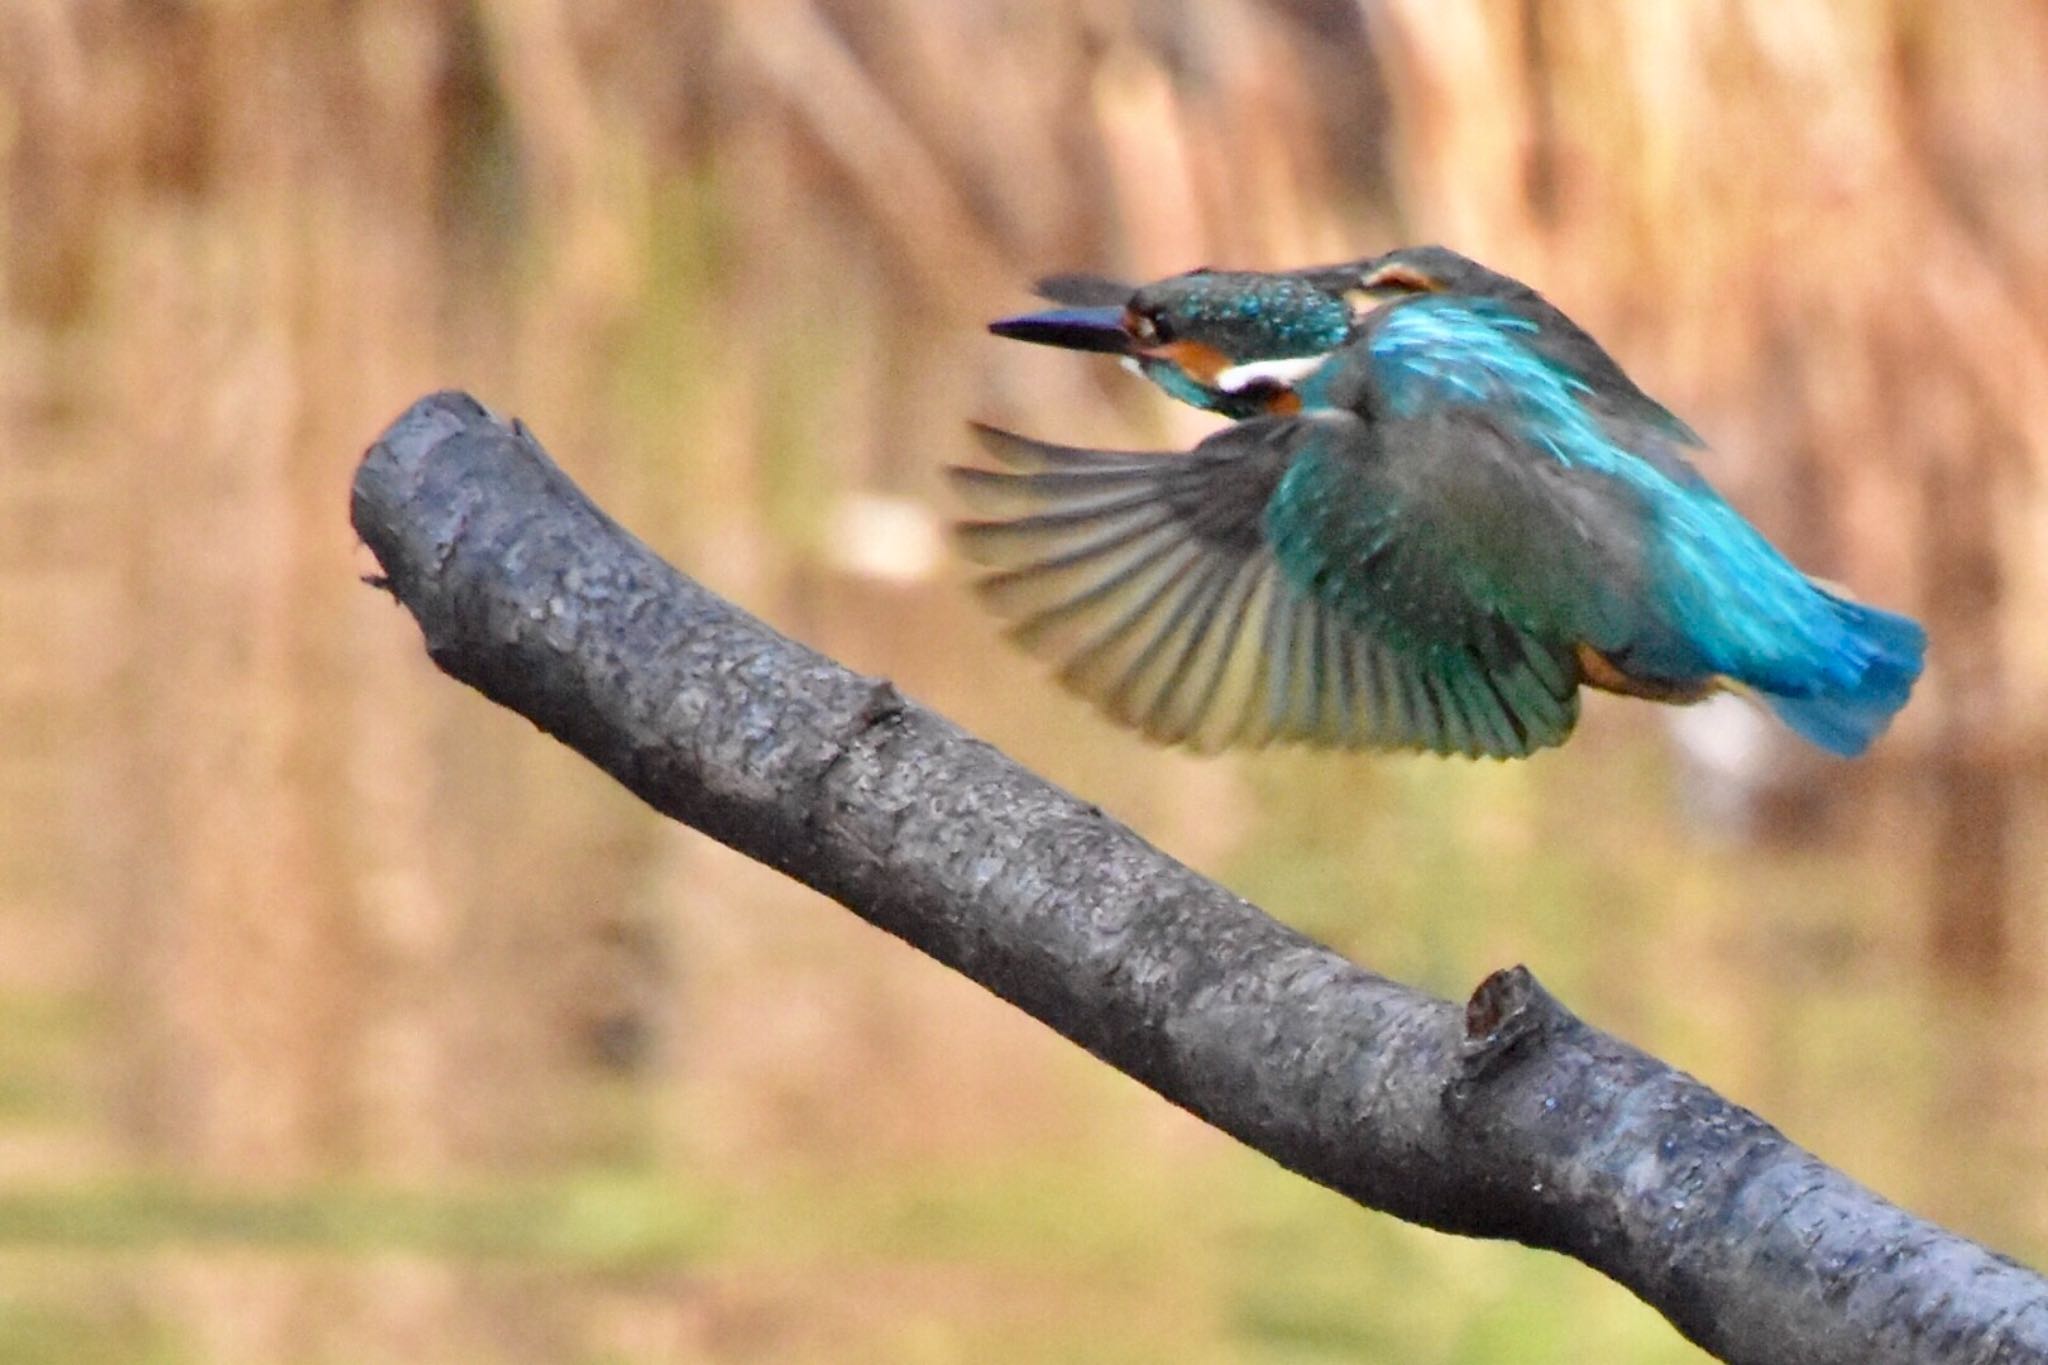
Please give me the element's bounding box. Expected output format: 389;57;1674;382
1147;340;1234;386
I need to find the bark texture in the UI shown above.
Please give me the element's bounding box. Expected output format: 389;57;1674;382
351;391;2048;1365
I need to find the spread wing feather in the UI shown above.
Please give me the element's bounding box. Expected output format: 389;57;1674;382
950;421;1582;758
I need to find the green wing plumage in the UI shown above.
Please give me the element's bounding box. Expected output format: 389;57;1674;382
1264;406;1651;657
949;419;1583;758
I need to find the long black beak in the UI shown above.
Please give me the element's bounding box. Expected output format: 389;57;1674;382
987;306;1131;355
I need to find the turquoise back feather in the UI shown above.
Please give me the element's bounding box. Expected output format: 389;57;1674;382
1321;296;1916;706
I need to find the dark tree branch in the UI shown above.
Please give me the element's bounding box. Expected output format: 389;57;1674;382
351;391;2048;1365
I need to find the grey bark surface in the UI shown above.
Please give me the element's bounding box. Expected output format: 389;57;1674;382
351;391;2048;1365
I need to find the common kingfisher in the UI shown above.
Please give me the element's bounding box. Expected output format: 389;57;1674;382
954;246;1924;759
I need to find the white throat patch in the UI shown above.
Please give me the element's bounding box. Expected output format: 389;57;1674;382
1214;354;1330;394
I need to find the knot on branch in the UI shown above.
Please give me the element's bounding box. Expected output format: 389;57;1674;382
1449;964;1582;1105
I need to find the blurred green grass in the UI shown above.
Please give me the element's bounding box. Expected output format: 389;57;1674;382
0;1154;1707;1364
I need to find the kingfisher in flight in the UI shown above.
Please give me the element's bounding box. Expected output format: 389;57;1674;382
953;246;1924;759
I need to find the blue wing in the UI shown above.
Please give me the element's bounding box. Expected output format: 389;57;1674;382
1341;295;1924;754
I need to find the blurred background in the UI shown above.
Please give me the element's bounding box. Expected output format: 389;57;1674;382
3;0;2047;1360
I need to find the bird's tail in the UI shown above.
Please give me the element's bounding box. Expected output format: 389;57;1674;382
1761;595;1926;757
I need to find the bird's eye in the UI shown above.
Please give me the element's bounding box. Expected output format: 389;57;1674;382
1126;310;1166;346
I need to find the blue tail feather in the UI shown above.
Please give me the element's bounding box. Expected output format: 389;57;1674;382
1761;596;1926;757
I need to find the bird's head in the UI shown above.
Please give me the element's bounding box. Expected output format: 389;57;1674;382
988;247;1507;417
989;269;1352;417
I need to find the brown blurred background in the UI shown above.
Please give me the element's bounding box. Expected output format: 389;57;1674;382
3;1;2047;1360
